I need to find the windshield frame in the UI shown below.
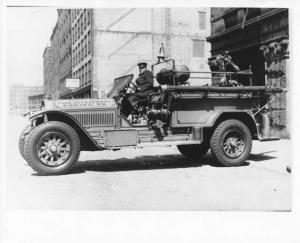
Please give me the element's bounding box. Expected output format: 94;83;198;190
107;74;134;98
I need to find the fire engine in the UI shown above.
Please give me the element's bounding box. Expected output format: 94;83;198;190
19;50;286;175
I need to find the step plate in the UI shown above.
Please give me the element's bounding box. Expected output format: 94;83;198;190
258;137;280;142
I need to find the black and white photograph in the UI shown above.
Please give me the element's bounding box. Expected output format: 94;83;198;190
1;1;299;243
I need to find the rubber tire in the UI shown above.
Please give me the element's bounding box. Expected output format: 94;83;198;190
18;125;32;162
24;121;81;175
177;143;210;159
210;119;252;167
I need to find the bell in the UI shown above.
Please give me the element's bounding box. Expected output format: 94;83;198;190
157;43;165;63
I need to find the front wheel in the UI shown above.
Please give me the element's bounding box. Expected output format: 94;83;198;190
18;125;32;161
24;121;81;175
210;119;252;167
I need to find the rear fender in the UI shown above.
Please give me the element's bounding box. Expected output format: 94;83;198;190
29;110;103;151
206;111;259;140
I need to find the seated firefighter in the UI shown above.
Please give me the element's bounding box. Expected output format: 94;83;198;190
208;51;240;86
121;61;154;120
128;61;154;107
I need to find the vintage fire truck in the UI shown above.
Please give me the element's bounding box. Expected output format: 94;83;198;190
19;56;286;175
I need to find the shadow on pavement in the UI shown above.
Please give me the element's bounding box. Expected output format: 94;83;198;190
31;150;278;175
248;151;277;162
71;151;256;174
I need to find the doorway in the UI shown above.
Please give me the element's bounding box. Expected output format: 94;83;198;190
231;46;265;86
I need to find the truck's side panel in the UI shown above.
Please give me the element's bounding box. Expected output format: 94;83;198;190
172;110;215;126
171;96;259;127
104;129;138;147
172;97;253;111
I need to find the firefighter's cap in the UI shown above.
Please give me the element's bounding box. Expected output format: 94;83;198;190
137;62;147;68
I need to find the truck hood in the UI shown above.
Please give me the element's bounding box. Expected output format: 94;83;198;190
26;98;118;118
43;98;117;110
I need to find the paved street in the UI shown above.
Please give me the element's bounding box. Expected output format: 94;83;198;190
6;114;291;210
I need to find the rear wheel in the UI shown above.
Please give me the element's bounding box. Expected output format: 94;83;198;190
210;119;252;167
24;121;80;175
177;143;210;159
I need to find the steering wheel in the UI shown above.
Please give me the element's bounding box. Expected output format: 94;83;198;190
127;80;138;93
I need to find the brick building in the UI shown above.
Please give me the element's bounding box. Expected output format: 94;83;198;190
207;8;289;137
59;8;211;98
42;46;54;98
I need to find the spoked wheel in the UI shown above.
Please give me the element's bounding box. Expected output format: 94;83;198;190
36;132;71;167
222;130;246;158
24;121;80;175
210;119;252;167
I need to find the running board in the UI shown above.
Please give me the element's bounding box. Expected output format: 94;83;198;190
136;140;201;148
258;137;280;142
107;140;201;150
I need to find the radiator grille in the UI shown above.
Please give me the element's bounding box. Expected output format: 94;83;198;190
69;112;115;127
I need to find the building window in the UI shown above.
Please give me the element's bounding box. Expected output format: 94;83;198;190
77;25;80;40
85;42;87;57
85;63;87;82
192;39;205;57
198;11;206;30
88;61;91;82
75;47;77;65
84;9;87;29
88;31;91;54
87;9;90;25
75;23;77;41
78;19;81;37
72;27;74;44
81;39;84;61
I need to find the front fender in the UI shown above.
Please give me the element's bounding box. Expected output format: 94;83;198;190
29;110;103;151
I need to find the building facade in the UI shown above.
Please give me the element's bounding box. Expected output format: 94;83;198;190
207;8;289;137
47;9;73;99
50;22;60;99
66;8;93;98
207;8;288;85
9;85;43;114
42;47;54;98
57;9;73;95
59;8;211;98
28;93;44;110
